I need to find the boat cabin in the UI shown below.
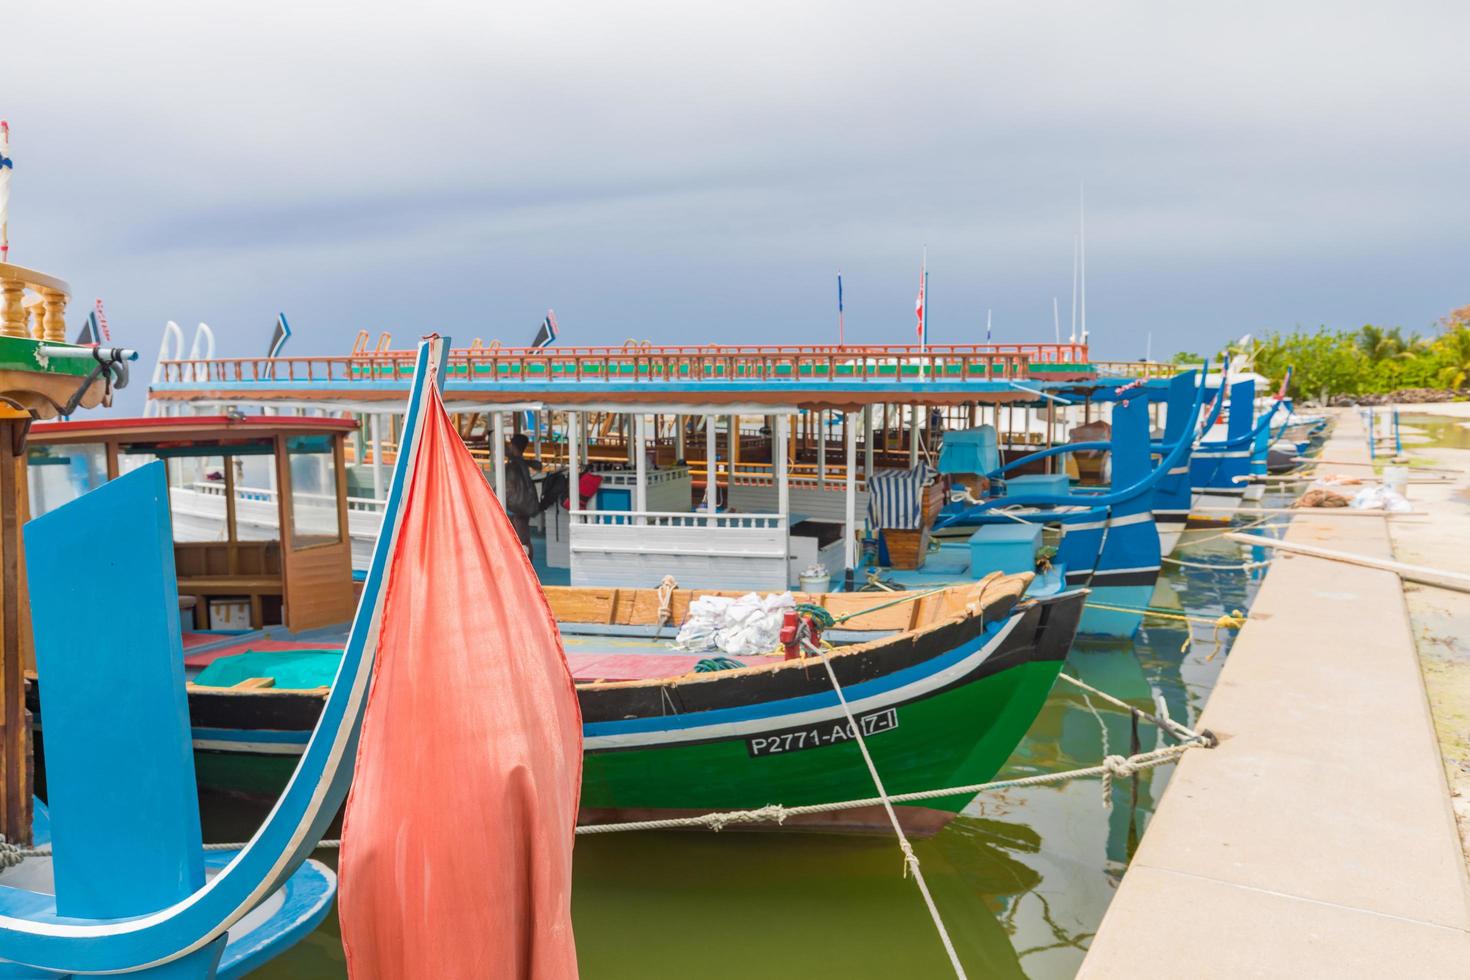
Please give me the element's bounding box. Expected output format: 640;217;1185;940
25;416;357;633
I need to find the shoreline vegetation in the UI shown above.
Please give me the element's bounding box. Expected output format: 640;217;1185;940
1173;304;1470;406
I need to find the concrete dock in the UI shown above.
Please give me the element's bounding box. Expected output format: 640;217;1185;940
1080;408;1470;977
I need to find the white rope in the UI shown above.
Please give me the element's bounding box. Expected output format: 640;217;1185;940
572;744;1200;835
14;740;1209;860
655;575;678;625
1054;671;1210;745
804;636;969;979
1162;555;1273;571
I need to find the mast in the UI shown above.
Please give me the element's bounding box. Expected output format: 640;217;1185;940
1079;185;1088;346
0;121;9;263
836;269;845;347
1070;235;1079;344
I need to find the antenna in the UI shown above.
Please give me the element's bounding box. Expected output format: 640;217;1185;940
986;308;992;343
1069;234;1079;344
1079;184;1088;346
1053;297;1061;344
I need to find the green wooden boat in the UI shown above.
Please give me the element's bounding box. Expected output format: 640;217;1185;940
42;574;1084;835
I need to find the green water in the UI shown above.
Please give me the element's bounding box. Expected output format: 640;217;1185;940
1399;412;1470;451
215;524;1275;978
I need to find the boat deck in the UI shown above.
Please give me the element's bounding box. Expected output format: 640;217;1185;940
184;627;792;685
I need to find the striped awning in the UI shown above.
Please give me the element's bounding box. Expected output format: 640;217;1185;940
865;464;935;530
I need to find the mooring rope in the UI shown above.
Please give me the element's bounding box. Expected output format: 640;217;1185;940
1;655;1219;980
571;744;1204;835
1161;555;1273;571
802;634;969;978
1084;600;1246;658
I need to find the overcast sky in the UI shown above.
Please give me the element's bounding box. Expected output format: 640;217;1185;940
7;1;1469;411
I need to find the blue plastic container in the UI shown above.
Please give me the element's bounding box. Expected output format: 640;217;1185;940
937;426;999;475
967;523;1043;577
1001;472;1070;497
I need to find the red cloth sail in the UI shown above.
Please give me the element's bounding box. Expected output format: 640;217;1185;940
340;386;582;978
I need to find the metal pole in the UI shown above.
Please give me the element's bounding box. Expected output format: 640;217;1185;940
863;404;874;478
370;414;385;499
844;411;857;591
705;414;718;516
908;405;920;467
634;412;648;522
492;411;506;501
776;413;790;521
817;409;827;487
567;412;580;517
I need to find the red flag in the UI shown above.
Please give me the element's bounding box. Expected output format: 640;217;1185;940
914;267;926;344
339;384;583;978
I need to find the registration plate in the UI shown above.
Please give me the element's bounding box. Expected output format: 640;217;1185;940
746;708;899;757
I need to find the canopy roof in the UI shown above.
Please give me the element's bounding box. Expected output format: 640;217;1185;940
30;415;358;447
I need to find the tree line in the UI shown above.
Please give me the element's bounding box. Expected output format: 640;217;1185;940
1174;305;1470;402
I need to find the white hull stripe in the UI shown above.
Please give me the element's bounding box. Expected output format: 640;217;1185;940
1064;511;1155;533
584;617;1022;751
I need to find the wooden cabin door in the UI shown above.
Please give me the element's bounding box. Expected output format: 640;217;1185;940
275;433;355;633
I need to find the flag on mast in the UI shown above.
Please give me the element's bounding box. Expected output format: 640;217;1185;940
836;271;845;347
0;121;12;264
73;310;100;346
530;309;558;349
94;299;112;342
268;313;292;357
914;253;926;348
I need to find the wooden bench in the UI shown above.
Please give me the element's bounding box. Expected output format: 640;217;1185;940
175;576;283;630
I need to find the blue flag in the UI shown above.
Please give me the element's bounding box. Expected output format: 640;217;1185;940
268;313;292;357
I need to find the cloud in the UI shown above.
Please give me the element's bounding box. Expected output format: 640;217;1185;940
3;0;1467;413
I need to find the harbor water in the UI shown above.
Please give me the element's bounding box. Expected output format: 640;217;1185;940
215;520;1277;978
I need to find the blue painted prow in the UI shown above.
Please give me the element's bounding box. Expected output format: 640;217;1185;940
23;462;225;977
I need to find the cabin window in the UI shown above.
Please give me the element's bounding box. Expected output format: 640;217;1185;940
285;435;341;548
25;442;108;517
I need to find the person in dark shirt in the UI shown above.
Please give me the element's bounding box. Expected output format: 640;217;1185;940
504;434;541;560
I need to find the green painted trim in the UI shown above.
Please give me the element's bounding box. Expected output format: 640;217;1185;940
578;660;1062;814
188;659;1063;814
0;336;95;378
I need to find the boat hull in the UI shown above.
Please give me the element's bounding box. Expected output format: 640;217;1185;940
42;590;1086;836
576;613;1072;833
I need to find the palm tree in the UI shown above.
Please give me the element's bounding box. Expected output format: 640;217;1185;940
1356;325;1409;362
1435;326;1470;391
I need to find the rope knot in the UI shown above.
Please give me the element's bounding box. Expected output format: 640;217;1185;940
0;837;27;872
898;840;919;879
1100;754;1140;810
656;575;678;623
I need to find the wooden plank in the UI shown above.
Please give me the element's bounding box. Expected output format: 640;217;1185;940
1193;506;1428;518
231;677;276;690
1227;533;1470;595
0;417;31;844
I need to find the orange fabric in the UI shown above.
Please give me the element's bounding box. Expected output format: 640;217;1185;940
340;387;582;979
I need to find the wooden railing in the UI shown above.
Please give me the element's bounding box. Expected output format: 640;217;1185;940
571;509;785;530
1092;360;1182;379
188;481;385;513
155;341;1094;388
0;262;70;342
